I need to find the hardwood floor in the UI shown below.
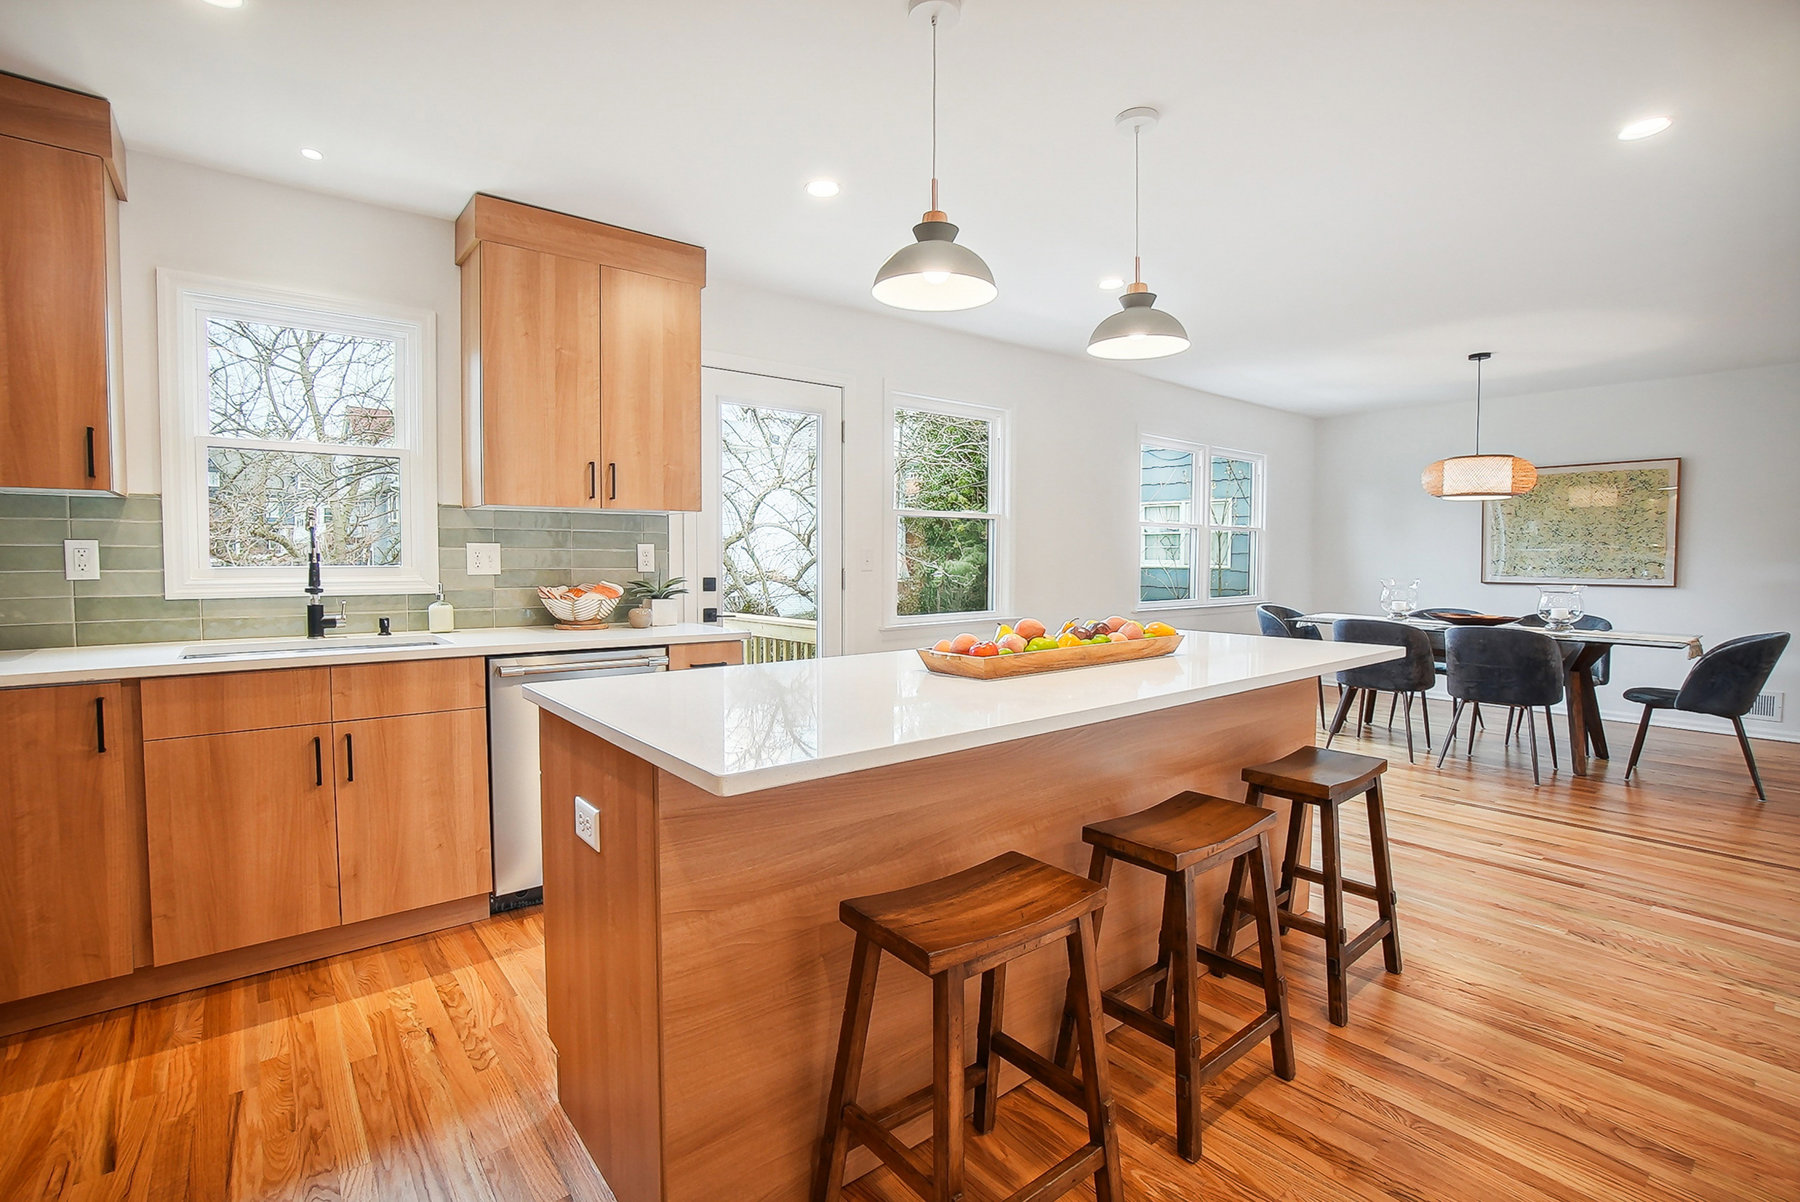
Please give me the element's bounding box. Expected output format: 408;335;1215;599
1;708;1794;1201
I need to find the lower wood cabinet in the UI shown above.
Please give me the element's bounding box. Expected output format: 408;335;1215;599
668;639;746;670
0;682;134;1004
143;723;341;964
335;708;492;924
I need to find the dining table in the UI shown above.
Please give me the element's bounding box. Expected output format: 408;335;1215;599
1297;612;1704;777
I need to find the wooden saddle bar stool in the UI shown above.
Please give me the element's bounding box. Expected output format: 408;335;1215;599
813;851;1124;1202
1222;747;1402;1027
1053;791;1295;1164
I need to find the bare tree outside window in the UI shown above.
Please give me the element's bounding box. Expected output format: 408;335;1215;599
205;319;402;568
719;403;820;620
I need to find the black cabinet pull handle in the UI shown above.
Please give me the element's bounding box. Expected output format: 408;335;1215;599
608;462;617;500
345;732;355;782
94;697;106;752
85;427;96;479
588;461;597;499
313;736;323;786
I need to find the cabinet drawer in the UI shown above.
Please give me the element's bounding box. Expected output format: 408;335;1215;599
668;640;745;670
330;657;485;722
141;667;330;740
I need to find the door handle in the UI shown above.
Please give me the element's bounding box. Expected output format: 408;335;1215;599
85;427;96;479
94;696;106;752
345;732;355;782
608;462;617;501
313;736;323;786
588;461;597;499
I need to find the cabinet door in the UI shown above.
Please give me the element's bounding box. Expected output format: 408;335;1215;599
0;134;110;490
334;708;492;925
599;266;702;511
0;683;132;1003
144;725;341;964
476;242;603;508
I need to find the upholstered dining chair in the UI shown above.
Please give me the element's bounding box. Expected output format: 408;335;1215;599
1624;632;1791;800
1506;613;1614;743
1326;619;1437;762
1438;626;1565;784
1258;603;1328;726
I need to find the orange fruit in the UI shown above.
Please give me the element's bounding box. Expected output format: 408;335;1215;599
1055;632;1082;648
970;641;1000;657
1143;621;1178;638
950;633;978;654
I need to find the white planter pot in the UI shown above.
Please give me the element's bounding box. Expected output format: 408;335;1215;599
650;598;680;627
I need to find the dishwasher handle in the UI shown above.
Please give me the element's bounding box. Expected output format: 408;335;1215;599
496;655;668;678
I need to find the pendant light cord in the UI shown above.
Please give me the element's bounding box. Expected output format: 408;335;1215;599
1133;124;1142;284
1474;355;1483;455
929;14;939;212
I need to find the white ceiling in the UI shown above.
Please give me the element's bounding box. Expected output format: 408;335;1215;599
4;0;1797;414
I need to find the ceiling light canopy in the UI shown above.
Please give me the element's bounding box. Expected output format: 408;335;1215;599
1618;115;1672;141
806;179;840;198
872;0;996;312
1088;107;1189;361
1422;352;1538;500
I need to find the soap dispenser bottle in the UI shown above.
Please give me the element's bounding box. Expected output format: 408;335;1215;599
427;587;454;633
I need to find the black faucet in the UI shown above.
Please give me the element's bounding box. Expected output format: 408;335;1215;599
305;508;345;638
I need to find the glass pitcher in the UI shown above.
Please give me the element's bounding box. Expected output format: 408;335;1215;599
1379;578;1420;618
1537;585;1585;631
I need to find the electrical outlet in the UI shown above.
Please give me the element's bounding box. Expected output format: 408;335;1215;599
573;795;600;853
466;542;501;575
636;542;657;573
63;539;99;581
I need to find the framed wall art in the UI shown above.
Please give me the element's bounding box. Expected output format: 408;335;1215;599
1482;458;1680;586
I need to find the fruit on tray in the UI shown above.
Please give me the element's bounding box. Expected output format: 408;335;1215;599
926;616;1177;656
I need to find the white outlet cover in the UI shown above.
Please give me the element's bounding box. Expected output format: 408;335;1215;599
574;795;601;853
64;539;100;581
466;542;502;576
636;542;657;573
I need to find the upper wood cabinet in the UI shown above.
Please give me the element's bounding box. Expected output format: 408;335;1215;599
0;73;126;493
456;194;704;512
0;682;136;1003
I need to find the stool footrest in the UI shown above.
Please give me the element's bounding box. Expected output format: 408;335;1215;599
1013;1146;1108;1202
1340;917;1394;967
991;1031;1088;1112
843;1103;935;1200
1196;1011;1287;1088
1100;988;1177;1046
1279;909;1328;938
867;1064;988;1130
1192;943;1270;989
1287;863;1382;901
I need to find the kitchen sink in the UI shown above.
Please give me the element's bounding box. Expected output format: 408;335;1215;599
178;634;449;660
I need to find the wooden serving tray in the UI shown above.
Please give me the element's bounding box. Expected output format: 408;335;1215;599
917;634;1184;679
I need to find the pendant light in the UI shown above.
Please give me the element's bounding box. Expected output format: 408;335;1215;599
1088;107;1189;360
1421;352;1538;500
872;0;996;311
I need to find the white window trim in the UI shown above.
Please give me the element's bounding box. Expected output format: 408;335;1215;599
883;390;1010;629
157;270;439;599
1137;436;1266;611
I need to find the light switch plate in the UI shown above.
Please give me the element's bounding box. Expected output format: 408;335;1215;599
574;795;601;853
64;539;100;581
466;543;501;576
636;542;657;572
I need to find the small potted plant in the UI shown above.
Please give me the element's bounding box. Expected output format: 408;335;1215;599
624;574;688;627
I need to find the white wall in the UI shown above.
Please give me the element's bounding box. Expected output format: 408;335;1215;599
1313;363;1800;742
700;281;1318;654
116;154;464;500
110;155;1318;650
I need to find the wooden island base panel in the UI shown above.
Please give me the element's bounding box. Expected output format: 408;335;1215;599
538;677;1315;1202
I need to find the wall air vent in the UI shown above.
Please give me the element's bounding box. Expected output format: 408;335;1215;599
1746;691;1784;722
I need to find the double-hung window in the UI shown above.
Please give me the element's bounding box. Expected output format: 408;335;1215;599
1139;438;1263;606
888;394;1006;623
159;272;438;598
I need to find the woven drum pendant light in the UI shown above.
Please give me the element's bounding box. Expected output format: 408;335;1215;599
871;0;997;312
1422;352;1537;500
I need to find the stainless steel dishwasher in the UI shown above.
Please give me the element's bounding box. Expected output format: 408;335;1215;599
487;647;668;907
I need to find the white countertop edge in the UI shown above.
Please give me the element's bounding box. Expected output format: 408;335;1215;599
0;624;749;688
526;642;1402;797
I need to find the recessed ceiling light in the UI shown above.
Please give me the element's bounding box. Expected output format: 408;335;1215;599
1098;276;1124;291
201;0;245;8
1618;116;1672;141
299;147;324;161
805;179;840;198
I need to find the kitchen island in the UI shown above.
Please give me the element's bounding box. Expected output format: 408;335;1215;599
524;631;1400;1202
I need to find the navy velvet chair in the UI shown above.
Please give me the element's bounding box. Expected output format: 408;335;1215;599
1326;619;1437;762
1258;603;1327;726
1506;613;1614;744
1437;626;1565;784
1624;632;1790;800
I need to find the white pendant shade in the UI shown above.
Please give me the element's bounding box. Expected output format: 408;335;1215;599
1088;288;1190;359
1421;454;1539;500
872;216;998;311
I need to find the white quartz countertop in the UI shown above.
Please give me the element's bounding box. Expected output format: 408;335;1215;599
0;623;747;688
524;631;1402;796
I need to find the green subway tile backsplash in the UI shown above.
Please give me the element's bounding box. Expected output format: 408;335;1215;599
0;495;669;649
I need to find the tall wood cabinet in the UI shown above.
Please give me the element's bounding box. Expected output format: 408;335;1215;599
456;193;704;511
0;682;137;1004
0;73;126;492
